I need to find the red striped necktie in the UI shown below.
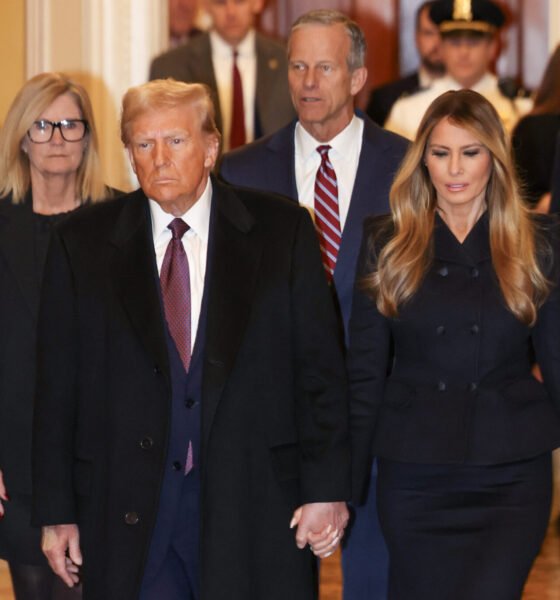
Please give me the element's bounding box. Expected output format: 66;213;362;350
314;144;341;282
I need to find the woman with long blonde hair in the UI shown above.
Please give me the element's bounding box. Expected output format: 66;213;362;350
348;89;560;600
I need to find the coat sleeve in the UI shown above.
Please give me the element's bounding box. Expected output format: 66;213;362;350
532;217;560;412
32;227;79;526
290;209;351;504
347;217;392;504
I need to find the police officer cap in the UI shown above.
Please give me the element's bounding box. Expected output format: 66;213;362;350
430;0;506;34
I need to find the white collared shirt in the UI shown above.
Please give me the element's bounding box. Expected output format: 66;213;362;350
149;179;212;351
294;115;364;230
210;29;257;151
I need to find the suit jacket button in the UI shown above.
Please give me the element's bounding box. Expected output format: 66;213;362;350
140;437;153;450
436;325;446;335
185;398;196;409
470;324;480;334
153;365;161;375
469;382;478;392
437;381;446;392
471;268;479;278
124;512;139;525
172;461;182;471
437;266;448;277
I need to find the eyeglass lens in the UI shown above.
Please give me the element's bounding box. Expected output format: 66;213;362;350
28;120;88;143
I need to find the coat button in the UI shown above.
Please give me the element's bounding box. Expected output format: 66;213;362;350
437;266;448;277
185;398;196;409
172;461;182;471
436;325;446;335
124;512;139;525
471;268;479;278
139;437;153;450
469;382;478;392
470;324;480;334
437;381;446;392
153;365;161;375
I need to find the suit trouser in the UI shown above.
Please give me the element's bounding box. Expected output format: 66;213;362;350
139;473;200;600
341;461;389;600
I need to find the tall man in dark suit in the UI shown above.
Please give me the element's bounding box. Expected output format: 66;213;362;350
220;10;408;600
32;80;349;600
366;1;444;126
150;0;295;151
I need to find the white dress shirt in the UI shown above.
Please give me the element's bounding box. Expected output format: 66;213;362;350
149;179;212;351
210;29;257;151
294;115;364;231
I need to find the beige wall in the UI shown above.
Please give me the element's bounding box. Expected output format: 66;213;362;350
0;0;25;125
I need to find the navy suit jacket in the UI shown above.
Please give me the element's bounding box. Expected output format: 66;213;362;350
219;116;408;339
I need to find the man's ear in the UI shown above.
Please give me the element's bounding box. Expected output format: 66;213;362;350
204;136;220;170
350;67;368;97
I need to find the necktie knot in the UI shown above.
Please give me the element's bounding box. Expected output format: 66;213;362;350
317;144;332;160
168;218;189;240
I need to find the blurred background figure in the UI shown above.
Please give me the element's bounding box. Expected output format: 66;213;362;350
0;72;114;600
385;0;532;140
366;1;445;127
168;0;204;48
150;0;294;151
512;44;560;213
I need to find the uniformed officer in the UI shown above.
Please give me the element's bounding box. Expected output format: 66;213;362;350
385;0;532;140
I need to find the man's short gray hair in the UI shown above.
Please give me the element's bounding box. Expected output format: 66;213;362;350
289;10;367;71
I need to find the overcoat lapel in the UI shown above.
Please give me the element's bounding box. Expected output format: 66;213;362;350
0;192;40;318
109;190;170;387
201;181;261;448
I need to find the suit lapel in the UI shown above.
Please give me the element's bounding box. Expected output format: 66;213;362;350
0;193;40;318
266;122;299;200
201;180;261;449
109;190;170;386
334;118;390;294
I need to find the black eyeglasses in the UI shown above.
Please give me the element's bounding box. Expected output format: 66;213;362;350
27;119;89;143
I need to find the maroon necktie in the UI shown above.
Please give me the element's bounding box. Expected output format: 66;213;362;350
314;145;341;282
160;218;191;372
230;49;246;149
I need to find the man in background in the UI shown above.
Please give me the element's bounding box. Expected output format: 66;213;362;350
150;0;294;151
167;0;203;48
366;1;445;126
221;10;408;600
385;0;532;139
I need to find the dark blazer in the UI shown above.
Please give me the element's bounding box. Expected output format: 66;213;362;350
219;116;408;338
348;213;560;503
366;72;421;126
550;131;560;214
0;194;41;496
149;32;295;138
32;180;350;600
511;113;560;206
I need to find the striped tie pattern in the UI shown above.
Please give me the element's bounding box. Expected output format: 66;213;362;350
314;145;341;281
